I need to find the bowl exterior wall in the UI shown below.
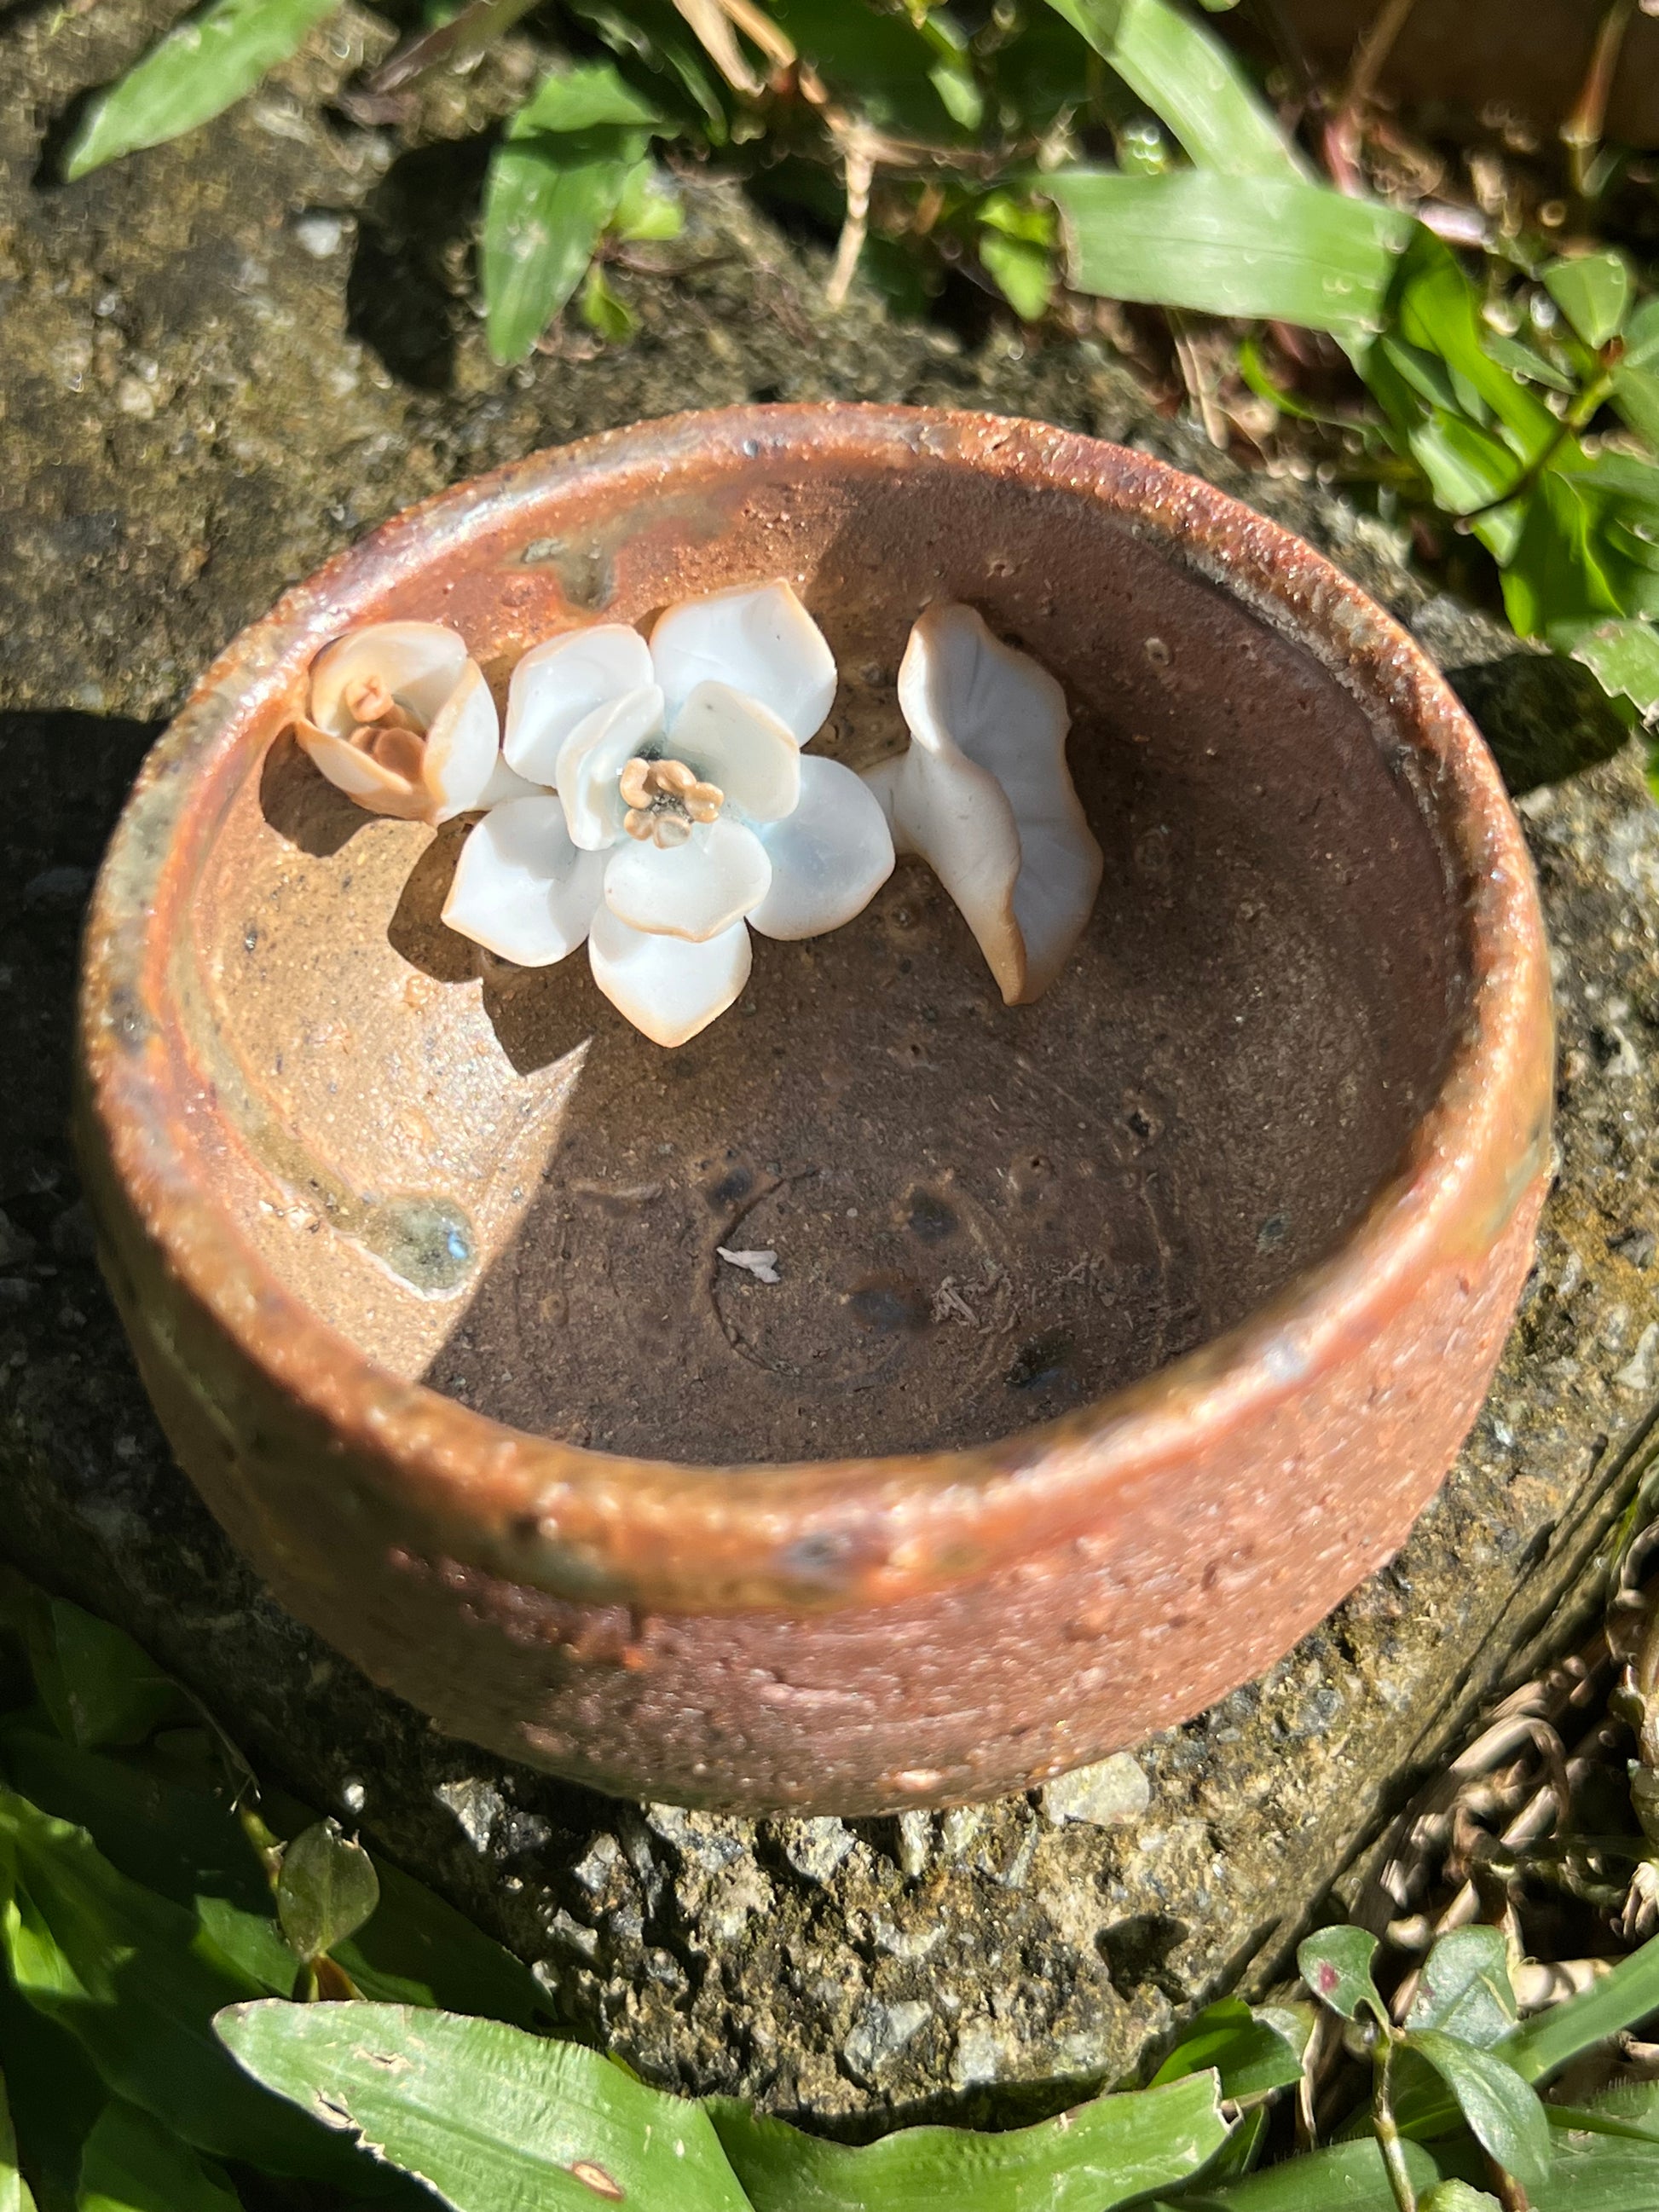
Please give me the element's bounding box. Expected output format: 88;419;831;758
84;1096;1545;1811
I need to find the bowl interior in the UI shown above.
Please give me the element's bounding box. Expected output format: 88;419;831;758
169;433;1465;1464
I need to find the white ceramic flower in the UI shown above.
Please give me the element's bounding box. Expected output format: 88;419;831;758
864;602;1102;1004
441;581;897;1047
294;621;535;825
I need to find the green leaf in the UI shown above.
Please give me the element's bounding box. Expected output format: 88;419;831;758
0;1730;545;2026
928;61;984;131
0;2062;37;2212
980;192;1058;246
482;61;663;360
483;130;646;364
40;1610;183;1755
1565;617;1659;714
1202;2101;1269;2185
1532;2132;1659;2212
335;1850;549;2030
0;1952;104;2212
218;2001;753;2212
1612;364;1659;453
1152;1999;1311;2101
1405;1929;1519;2050
986;6;1095;136
1049;170;1413;335
0;1791;365;2184
772;0;967;140
708;2075;1230;2211
76;2102;238;2212
980;232;1055;321
1418;2186;1501;2212
0;1724;298;1995
1484;332;1576;395
1042;0;1302;176
1298;1926;1385;2022
1137;2133;1453;2209
612;159;682;241
564;0;731;137
1622;297;1659;372
1544;251;1632;349
0;1578;184;1753
578;263;639;342
1236;333;1362;427
275;1824;379;1968
1408;409;1525;517
64;0;343;179
1381;231;1559;458
512;61;662;135
1406;2030;1551;2193
1501;471;1624;642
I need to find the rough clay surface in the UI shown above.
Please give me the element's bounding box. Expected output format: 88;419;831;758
3;3;1659;2125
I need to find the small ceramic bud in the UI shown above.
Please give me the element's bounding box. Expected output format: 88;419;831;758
295;621;532;825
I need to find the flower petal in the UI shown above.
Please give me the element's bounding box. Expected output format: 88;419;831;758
504;624;656;784
421;659;506;822
749;756;894;940
476;753;546;809
441;795;604;967
309;622;470;738
294;719;428;819
587;908;752;1048
885;601;1102;1003
649;580;835;743
555;685;667;851
668;682;801;823
603;817;772;943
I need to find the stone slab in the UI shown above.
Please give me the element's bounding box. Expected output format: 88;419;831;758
3;0;1659;2125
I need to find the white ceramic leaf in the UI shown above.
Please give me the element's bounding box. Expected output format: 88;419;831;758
441;795;604;967
554;685;667;852
749;756;894;940
292;721;429;820
504;624;655;785
649;580;835;743
603;817;772;943
668;682;801;823
308;621;470;738
422;659;506;822
587;907;753;1047
862;742;1024;1002
885;601;1102;1002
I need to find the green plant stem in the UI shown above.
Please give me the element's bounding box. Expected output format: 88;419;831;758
1374;2033;1420;2212
1323;0;1418;192
365;0;543;95
1564;0;1636;190
1453;354;1619;523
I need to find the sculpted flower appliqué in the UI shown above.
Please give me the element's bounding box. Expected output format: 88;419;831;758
294;579;1101;1045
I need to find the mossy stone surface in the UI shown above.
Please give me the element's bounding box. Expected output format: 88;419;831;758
3;1;1658;2123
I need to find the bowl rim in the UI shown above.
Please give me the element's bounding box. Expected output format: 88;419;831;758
78;402;1553;1615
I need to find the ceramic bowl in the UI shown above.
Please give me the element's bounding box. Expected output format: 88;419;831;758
77;406;1552;1813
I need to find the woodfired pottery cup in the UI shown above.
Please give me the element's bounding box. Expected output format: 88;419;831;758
77;406;1553;1815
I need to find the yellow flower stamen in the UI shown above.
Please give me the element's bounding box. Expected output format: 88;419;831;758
618;756;724;846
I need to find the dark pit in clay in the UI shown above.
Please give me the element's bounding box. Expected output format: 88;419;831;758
192;450;1465;1464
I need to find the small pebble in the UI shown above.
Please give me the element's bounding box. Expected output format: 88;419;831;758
1039;1753;1150;1828
292;211;346;260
